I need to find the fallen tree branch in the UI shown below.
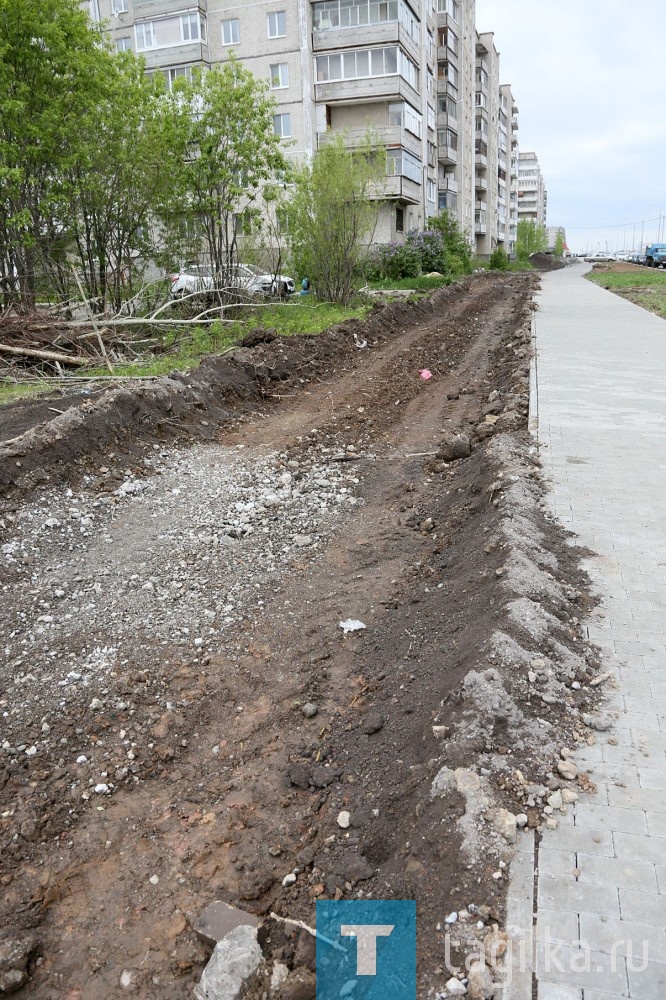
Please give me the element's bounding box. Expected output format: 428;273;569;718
0;343;88;366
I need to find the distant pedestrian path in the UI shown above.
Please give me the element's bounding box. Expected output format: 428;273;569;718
507;262;666;1000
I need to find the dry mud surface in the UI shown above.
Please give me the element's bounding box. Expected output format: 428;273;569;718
0;274;602;999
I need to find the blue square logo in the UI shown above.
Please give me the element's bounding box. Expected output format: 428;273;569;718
316;899;416;1000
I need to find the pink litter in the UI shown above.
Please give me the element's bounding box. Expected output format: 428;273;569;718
419;369;433;381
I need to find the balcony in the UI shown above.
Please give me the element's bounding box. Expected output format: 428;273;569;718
312;21;420;64
437;45;459;64
475;175;487;191
379;175;422;205
317;125;421;159
440;175;458;193
140;41;209;71
134;0;206;12
316;74;418;106
437;111;458;131
475;210;487;234
437;78;459;99
475;200;487;212
438;143;458;166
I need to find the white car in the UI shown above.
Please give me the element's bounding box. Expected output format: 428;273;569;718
170;263;295;299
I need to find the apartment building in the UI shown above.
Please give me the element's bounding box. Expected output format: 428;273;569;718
83;0;539;254
517;151;547;228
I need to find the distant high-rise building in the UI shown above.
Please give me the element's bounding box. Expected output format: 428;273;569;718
517;151;547;228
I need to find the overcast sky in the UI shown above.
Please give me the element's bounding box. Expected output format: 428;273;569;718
474;0;666;253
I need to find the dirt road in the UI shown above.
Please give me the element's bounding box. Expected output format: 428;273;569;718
0;273;599;998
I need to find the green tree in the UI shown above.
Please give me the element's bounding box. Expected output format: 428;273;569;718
172;60;288;292
429;210;473;273
286;133;384;304
516;220;547;261
56;58;190;312
0;0;106;308
488;246;509;271
553;229;565;257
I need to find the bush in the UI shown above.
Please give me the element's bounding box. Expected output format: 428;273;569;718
407;229;447;273
488;247;509;271
366;241;421;280
429;211;473;273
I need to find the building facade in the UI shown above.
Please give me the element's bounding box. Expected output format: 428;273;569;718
84;0;542;255
517;150;547;228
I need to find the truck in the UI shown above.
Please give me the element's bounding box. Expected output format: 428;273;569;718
644;243;666;267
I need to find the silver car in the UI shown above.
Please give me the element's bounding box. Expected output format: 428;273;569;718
170;263;295;299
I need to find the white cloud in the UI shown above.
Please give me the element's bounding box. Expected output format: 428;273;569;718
474;0;666;250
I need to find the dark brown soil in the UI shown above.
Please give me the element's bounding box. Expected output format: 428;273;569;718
0;272;598;999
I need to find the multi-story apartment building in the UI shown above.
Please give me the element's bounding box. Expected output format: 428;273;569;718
83;0;541;256
435;0;476;245
517;151;547;228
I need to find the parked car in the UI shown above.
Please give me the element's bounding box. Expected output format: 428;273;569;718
170;263;295;299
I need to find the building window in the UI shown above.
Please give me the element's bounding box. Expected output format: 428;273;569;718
386;148;422;184
116;36;132;52
273;113;291;139
396;207;404;233
135;21;156;50
427;178;437;203
181;13;206;42
88;0;100;20
267;11;286;38
112;0;128;13
439;190;458;212
438;0;458;20
388;101;422;139
165;65;194;89
270;63;289;89
316;46;418;89
222;18;240;45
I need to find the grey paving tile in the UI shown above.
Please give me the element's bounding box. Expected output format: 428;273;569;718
618;888;666;926
626;960;666;1000
537;876;620;918
646;812;666;837
575;853;658;892
638;769;666;792
534;943;627;993
539;983;583;1000
542;824;614;857
578;913;665;964
538;849;579;880
612;832;666;866
605;784;666;814
573;803;647;836
536;907;580;945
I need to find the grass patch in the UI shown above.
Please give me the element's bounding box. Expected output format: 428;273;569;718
1;298;371;404
586;265;666;320
0;379;57;407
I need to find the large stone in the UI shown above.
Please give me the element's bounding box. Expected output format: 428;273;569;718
466;959;494;1000
193;901;260;948
492;808;518;845
0;937;33;995
193;925;262;1000
557;760;578;781
436;432;471;463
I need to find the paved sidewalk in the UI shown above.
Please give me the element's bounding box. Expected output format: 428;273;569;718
506;263;666;1000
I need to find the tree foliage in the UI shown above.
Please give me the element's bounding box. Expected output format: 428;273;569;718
429;211;474;273
286;134;384;304
171;61;288;290
0;6;288;313
488;246;509;271
516;220;547;261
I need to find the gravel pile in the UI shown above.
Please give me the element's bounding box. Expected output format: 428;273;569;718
0;441;364;778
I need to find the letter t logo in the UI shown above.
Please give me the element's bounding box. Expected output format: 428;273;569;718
340;925;394;976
